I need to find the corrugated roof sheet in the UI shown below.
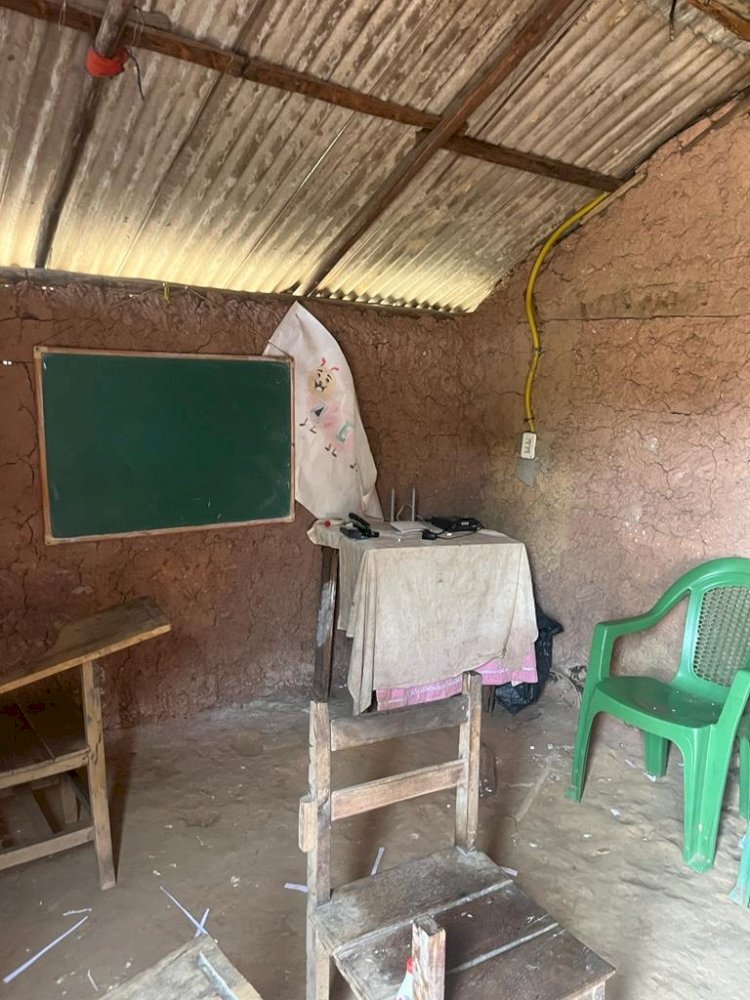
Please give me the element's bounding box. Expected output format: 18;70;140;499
1;0;749;312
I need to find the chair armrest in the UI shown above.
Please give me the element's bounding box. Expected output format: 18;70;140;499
586;599;682;684
718;666;750;728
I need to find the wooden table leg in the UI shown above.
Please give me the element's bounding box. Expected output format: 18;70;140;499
312;547;339;702
82;660;116;890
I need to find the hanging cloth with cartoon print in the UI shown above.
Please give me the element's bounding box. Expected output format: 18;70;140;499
263;303;383;520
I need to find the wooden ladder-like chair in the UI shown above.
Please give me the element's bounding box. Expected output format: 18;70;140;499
299;673;613;1000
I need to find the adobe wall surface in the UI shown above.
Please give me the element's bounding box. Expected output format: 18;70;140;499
467;112;750;677
0;281;480;725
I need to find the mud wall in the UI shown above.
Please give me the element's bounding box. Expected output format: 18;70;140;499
0;280;481;726
467;113;750;677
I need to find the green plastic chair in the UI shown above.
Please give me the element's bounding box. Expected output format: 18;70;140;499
566;557;750;873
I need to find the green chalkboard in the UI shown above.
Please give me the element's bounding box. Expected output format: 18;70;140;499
35;347;293;542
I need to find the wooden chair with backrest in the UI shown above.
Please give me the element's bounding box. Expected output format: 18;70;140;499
299;673;613;1000
0;597;170;889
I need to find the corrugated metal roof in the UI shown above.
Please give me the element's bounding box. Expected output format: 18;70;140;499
1;0;749;312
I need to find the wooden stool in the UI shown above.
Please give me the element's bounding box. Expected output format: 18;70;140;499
0;597;170;889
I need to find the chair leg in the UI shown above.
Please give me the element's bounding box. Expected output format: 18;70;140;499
566;691;600;802
729;828;750;907
643;732;669;778
306;924;329;1000
82;661;116;890
681;732;732;873
740;733;750;822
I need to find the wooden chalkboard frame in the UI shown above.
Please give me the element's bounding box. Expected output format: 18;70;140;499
34;345;295;544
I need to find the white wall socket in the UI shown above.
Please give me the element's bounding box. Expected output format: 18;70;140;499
520;432;537;460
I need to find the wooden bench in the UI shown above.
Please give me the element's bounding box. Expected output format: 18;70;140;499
0;597;170;889
299;672;614;999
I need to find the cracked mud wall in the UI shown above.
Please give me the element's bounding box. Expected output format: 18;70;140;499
467;113;750;679
0;283;477;726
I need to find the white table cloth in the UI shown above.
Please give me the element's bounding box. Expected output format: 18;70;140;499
308;522;538;713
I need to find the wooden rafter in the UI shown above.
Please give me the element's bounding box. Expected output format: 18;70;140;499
303;0;589;293
33;0;136;267
439;134;619;192
683;0;750;41
2;0;621;200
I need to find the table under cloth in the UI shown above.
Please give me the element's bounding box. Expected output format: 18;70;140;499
308;522;539;714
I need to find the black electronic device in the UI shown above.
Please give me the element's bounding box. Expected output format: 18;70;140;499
429;516;483;533
340;512;380;540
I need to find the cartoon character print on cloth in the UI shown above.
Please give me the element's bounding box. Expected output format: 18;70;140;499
301;357;356;460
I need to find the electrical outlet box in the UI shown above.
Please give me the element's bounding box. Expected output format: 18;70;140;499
520;432;537;460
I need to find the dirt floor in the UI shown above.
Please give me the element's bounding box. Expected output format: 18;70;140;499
1;686;749;999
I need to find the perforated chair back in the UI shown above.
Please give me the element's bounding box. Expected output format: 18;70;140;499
693;586;750;687
676;559;750;694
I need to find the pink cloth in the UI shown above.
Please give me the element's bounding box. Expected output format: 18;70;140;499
375;648;537;711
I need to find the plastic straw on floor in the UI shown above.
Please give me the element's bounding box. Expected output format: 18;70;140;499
194;908;210;939
3;916;89;984
160;886;209;937
370;846;385;876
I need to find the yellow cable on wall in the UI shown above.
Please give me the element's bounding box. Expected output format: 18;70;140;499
523;193;609;435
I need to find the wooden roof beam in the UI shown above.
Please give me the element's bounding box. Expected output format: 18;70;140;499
682;0;750;42
33;0;136;267
302;0;589;294
2;0;621;198
443;134;620;192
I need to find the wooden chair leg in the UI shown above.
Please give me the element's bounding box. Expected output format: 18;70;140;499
455;672;481;849
312;547;338;702
412;915;445;1000
306;924;329;1000
82;660;116;890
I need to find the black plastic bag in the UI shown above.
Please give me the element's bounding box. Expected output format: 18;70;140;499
492;604;563;715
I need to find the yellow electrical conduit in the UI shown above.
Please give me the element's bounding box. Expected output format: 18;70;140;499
523;192;609;435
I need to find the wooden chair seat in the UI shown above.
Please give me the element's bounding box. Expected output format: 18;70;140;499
334;875;612;1000
107;938;264;999
313;847;507;955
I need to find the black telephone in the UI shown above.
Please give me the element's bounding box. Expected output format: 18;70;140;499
340;512;380;540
